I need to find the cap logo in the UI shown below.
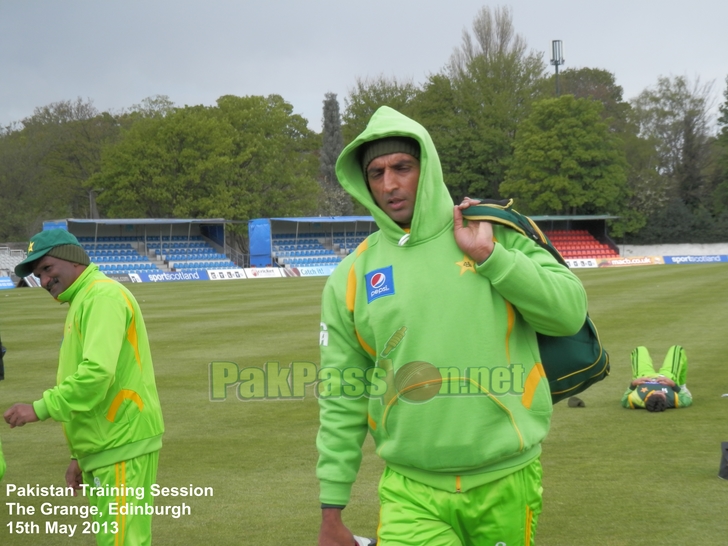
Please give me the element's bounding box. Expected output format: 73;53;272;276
28;241;34;252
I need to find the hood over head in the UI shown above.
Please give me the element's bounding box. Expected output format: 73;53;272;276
335;106;453;245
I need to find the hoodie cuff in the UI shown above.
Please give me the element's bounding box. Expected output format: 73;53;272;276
32;398;50;421
319;480;353;506
475;241;512;281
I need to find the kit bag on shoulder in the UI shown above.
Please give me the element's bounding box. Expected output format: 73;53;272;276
462;198;609;404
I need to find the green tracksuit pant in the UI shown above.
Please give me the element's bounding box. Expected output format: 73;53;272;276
82;451;159;546
377;459;542;546
630;346;687;385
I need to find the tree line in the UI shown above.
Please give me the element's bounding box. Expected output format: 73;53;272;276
2;6;727;246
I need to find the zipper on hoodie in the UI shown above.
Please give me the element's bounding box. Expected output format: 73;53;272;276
455;475;462;493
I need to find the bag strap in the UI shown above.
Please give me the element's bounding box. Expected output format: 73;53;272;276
460;199;567;267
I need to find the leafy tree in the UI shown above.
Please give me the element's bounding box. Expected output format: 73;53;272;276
319;93;352;215
127;95;176;119
0;98;120;239
215;95;321;221
0;129;64;239
629;76;715;207
624;198;728;244
342;76;420;143
620;126;666;227
417;5;546;201
710;76;728;214
93;95;321;239
501;95;629;221
545;68;630;126
94;105;236;218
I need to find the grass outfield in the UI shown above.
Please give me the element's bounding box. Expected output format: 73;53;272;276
0;263;726;545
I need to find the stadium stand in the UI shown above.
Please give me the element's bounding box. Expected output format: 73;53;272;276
141;235;239;271
78;237;163;275
270;231;362;268
0;247;25;276
332;231;369;254
270;228;619;267
545;229;620;259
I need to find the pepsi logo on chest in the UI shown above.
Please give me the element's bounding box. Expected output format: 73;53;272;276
365;265;395;303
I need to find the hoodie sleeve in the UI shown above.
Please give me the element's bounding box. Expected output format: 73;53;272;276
33;294;127;423
676;391;693;407
476;226;588;337
316;271;373;506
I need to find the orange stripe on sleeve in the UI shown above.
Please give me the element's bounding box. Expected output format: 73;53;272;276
505;301;515;363
521;363;546;409
345;239;369;312
119;292;142;371
367;414;377;431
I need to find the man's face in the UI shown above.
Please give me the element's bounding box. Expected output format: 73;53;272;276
32;255;83;299
366;153;420;228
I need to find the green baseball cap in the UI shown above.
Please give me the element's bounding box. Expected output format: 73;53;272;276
14;229;90;278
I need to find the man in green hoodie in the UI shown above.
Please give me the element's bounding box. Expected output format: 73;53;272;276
316;107;588;546
3;229;164;546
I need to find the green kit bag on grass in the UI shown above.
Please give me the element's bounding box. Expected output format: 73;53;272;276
462;198;610;404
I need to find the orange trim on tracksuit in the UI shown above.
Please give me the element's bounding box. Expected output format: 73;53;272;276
106;390;144;423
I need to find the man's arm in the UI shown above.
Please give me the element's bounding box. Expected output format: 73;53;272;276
620;389;634;408
316;277;371;507
319;508;356;546
65;459;83;495
454;198;587;337
676;389;693;407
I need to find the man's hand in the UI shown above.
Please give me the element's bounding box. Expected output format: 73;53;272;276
631;376;676;388
65;460;83;495
3;403;39;428
454;197;495;264
319;508;356;546
653;376;676;388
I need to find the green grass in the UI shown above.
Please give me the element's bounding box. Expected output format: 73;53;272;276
1;265;727;545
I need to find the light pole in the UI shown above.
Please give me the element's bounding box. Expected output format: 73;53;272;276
88;188;104;219
550;40;565;96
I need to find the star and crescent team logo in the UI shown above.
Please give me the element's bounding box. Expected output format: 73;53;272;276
456;255;477;275
27;241;34;252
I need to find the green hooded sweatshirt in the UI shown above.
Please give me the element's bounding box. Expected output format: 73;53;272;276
32;264;164;472
316;107;588;506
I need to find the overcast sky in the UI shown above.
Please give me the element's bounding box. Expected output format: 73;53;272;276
1;0;726;133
